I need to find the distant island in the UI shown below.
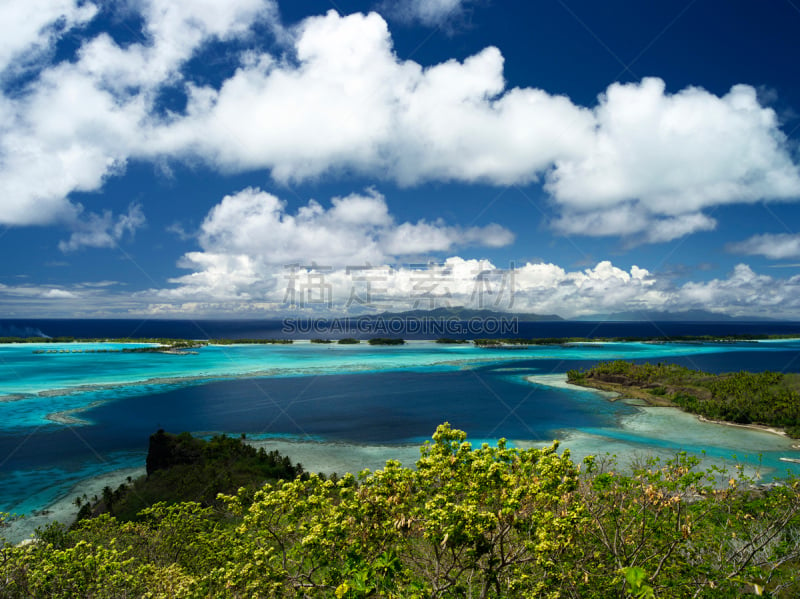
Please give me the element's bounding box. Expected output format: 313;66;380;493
573;309;777;322
474;334;798;346
351;306;779;322
355;306;563;322
6;333;798;351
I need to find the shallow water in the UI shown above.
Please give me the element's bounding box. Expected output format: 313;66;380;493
3;339;800;544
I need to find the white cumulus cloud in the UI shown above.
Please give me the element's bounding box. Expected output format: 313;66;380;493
141;257;800;320
146;254;668;318
59;204;146;252
676;264;800;317
0;6;798;249
0;0;97;77
379;0;474;27
4;251;800;319
509;261;667;317
161;15;594;186
727;233;800;260
160;187;513;303
41;288;79;299
192;187;511;265
144;186;663;317
155;12;800;243
547;79;800;242
0;0;278;227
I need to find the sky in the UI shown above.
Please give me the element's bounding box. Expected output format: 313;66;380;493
2;0;800;319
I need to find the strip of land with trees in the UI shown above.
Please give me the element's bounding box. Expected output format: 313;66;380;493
568;360;800;437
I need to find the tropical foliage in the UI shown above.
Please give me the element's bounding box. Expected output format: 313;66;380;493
568;361;800;437
3;424;800;597
211;339;294;345
77;431;304;523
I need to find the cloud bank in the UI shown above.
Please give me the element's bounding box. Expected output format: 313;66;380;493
5;254;798;320
0;0;97;79
1;5;798;246
111;188;795;320
0;0;279;232
135;257;800;321
161;187;512;302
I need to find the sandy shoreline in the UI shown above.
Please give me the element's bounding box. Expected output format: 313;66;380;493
6;341;800;545
525;373;620;399
2;439;423;546
3;466;145;546
696;415;788;439
525;373;795;441
7;370;799;544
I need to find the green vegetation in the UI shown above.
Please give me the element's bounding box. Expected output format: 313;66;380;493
337;338;360;344
476;337;552;346
474;337;637;346
0;336;79;343
30;339;207;355
475;334;799;347
76;431;304;523
568;361;800;437
435;338;470;344
3;424;800;597
367;338;405;345
474;337;584;346
120;341;206;353
5;333;797;347
6;337;205;345
211;338;293;344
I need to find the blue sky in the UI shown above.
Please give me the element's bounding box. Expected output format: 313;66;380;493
2;0;800;319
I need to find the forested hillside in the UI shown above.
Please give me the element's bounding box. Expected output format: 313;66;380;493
2;424;800;597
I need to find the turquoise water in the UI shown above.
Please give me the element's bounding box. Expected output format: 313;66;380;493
0;340;747;421
3;339;800;543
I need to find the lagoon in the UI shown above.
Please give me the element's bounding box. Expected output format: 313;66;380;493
3;338;800;543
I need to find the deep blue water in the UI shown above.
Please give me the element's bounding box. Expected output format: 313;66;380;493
4;349;800;476
3;323;800;541
3;317;800;340
0;365;616;471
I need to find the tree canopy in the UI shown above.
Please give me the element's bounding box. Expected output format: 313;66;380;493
568;361;800;437
3;424;800;597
